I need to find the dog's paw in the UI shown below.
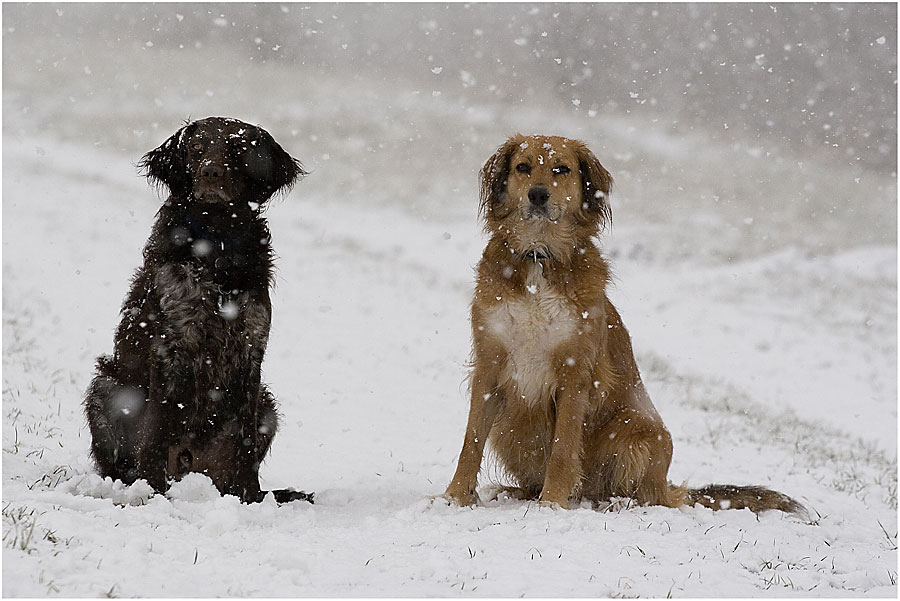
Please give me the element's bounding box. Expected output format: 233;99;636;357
538;492;570;510
429;494;453;507
271;488;315;504
438;487;479;508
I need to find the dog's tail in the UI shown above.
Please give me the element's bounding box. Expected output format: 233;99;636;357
677;483;808;518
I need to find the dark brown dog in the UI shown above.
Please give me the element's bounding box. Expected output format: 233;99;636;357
444;134;804;515
84;117;312;503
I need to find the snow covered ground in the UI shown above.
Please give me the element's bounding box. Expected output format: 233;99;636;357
3;7;897;597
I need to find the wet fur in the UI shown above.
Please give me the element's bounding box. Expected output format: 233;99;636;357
84;117;312;503
444;134;804;516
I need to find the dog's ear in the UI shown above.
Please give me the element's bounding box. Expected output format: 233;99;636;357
479;135;524;220
575;142;613;229
252;128;307;201
137;122;193;198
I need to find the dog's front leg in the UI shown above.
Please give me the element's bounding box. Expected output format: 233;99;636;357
223;373;267;503
228;424;265;503
539;370;590;509
137;359;191;493
444;364;503;506
134;397;169;493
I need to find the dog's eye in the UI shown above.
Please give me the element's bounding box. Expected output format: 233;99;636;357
515;162;531;174
552;165;571;175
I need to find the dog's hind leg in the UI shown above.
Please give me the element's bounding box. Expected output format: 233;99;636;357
582;405;687;508
83;355;145;484
484;485;540;502
253;385;279;460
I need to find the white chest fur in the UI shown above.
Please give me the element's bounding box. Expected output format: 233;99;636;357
483;265;579;405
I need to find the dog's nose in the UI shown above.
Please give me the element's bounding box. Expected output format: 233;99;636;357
200;163;225;179
528;185;550;207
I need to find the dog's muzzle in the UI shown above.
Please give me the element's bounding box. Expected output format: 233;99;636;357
525;185;555;219
194;162;232;202
193;186;231;203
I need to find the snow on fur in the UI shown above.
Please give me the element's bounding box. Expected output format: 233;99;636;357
3;5;896;597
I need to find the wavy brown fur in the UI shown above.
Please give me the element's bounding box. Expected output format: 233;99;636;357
688;484;807;516
444;134;805;518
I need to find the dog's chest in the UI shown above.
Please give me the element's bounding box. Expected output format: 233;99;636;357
483;267;579;403
153;263;270;366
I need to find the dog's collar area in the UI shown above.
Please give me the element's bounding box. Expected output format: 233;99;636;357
217;288;246;318
176;204;245;251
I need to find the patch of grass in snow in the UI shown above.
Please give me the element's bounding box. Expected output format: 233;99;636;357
757;556;804;591
2;504;39;552
2;503;75;556
641;350;898;510
27;465;74;491
3;382;70;468
876;519;898;551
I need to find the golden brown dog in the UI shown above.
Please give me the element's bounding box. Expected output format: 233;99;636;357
443;134;804;515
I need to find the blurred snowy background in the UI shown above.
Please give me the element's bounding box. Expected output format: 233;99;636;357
3;3;897;597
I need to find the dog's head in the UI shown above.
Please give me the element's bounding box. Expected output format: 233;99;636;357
138;117;306;208
479;134;613;260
